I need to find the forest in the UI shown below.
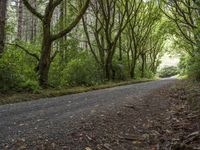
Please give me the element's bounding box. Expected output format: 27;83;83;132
0;0;200;91
1;0;200;149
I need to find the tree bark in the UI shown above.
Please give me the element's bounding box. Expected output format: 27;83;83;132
59;1;65;61
38;22;52;87
105;58;112;80
118;13;122;61
105;46;115;80
141;53;146;78
17;0;24;40
30;0;37;42
0;0;7;57
130;57;137;79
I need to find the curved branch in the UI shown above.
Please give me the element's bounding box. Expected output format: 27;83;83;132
6;43;39;61
22;0;44;21
51;0;90;41
82;17;100;64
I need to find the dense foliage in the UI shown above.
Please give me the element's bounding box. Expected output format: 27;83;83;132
159;0;200;80
159;66;178;78
0;0;168;92
1;0;200;92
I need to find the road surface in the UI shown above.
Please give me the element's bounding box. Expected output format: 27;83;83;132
0;79;176;148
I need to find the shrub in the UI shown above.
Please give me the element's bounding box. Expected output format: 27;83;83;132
0;60;21;92
159;66;179;78
179;55;200;80
60;53;103;86
20;80;41;93
0;46;39;92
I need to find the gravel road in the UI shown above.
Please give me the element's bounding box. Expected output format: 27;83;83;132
0;79;176;148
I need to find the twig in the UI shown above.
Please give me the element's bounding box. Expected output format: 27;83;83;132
183;131;200;144
118;135;138;141
124;104;137;110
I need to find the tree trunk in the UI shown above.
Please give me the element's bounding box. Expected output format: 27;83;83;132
130;58;137;79
105;61;112;80
118;13;122;61
59;1;65;61
130;46;137;79
105;52;113;80
141;54;146;78
23;0;90;87
38;23;52;87
0;0;7;57
151;57;157;74
30;0;37;42
17;0;24;40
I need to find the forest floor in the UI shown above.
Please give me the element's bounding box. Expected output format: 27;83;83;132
1;79;200;150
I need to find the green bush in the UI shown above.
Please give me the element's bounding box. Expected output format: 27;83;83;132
188;60;200;80
60;53;103;86
178;55;188;76
159;66;179;78
20;79;41;93
0;59;21;92
179;55;200;80
0;46;39;92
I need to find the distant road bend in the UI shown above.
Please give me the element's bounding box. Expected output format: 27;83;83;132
0;79;176;147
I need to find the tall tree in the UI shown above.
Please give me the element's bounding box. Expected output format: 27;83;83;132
22;0;90;87
125;0;161;78
0;0;8;57
17;0;24;40
30;0;37;42
82;0;134;80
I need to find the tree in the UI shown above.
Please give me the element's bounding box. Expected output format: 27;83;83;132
0;0;8;57
159;0;200;54
22;0;90;87
125;0;161;78
159;0;200;79
0;0;170;91
82;0;134;80
30;0;37;42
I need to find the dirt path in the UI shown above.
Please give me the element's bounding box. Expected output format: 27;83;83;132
0;79;176;149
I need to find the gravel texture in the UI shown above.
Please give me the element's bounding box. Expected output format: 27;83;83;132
0;79;176;148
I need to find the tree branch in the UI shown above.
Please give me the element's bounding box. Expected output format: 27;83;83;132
51;0;90;41
22;0;44;21
6;43;39;61
82;17;101;64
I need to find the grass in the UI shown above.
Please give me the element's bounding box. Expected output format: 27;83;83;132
0;79;154;106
